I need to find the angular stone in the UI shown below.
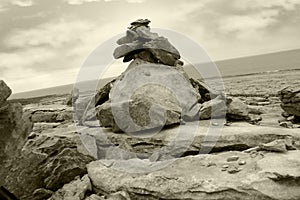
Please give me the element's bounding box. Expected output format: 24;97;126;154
96;63;201;133
65;87;79;107
259;139;288;152
143;36;180;59
199;96;226;120
48;175;91;200
0;103;33;163
95;79;115;106
189;78;219;103
2;127;94;200
278;85;300;103
226;97;249;120
113;40;142;59
0;80;12;106
135;26;159;40
117;29;139;45
281;102;300;117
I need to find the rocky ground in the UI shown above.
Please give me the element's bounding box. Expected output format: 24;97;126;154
0;69;299;200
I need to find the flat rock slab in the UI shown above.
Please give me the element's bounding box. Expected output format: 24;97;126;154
79;121;300;160
87;150;300;200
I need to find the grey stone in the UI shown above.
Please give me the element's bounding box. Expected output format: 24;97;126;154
226;97;249;120
48;175;92;200
0;80;12;106
87;151;300;200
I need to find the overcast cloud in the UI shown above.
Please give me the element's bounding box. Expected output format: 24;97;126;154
0;0;299;93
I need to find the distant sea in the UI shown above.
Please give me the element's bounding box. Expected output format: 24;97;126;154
10;48;300;99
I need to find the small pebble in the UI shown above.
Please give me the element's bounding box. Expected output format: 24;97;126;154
227;155;239;162
238;160;246;165
222;164;229;168
212;122;219;126
250;151;258;158
227;166;241;174
206;161;216;167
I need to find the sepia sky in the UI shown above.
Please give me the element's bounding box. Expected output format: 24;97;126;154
0;0;300;93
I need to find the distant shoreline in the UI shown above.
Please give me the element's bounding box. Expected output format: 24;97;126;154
9;68;300;100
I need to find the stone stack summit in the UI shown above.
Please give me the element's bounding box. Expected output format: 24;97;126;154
92;19;255;133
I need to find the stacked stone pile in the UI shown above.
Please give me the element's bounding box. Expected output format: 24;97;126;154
278;85;300;127
91;19;259;133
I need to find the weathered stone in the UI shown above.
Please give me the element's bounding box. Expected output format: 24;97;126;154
113;40;142;59
259;139;288;152
280;102;300;117
278;85;300;117
96;64;201;132
199;96;226;120
80;121;300;161
65;87;79;107
95;79;115;106
189;78;219;103
25;104;74;123
226;155;239;162
49;175;92;200
106;191;131;200
130;19;151;27
226;97;249;120
135;26;159;40
33;188;53;200
87;151;300;200
0;103;33;163
0;80;12;106
84;194;104;200
2;126;94;200
143;37;180;60
278;85;300;103
117;29;139;45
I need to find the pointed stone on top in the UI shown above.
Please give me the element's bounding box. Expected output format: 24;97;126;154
130;19;151;27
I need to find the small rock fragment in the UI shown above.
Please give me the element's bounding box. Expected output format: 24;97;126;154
227;155;239;162
227;166;241;174
238;160;246;165
260;139;287;153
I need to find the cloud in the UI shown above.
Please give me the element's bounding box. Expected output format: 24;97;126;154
0;48;56;73
4;19;94;49
11;0;33;7
219;9;279;38
64;0;145;5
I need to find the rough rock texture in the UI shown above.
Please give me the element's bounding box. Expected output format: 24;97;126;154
0;103;33;163
0;80;33;164
80;121;300;160
49;175;92;200
113;19;180;65
96;64;201;132
0;80;12;106
199;96;226;120
24;104;73;123
279;85;300;117
2;125;94;200
87;150;300;200
226;97;250;120
65;87;79;106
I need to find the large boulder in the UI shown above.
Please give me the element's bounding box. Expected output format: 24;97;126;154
279;85;300;117
0;80;33;164
96;63;201;133
0;103;33;163
2;125;94;200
